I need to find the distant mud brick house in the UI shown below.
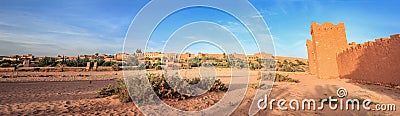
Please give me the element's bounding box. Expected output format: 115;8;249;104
179;52;195;62
115;53;130;62
197;52;225;59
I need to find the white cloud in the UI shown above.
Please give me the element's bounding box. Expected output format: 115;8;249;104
0;9;128;56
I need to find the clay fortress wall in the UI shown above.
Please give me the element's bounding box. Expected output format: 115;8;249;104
307;22;400;85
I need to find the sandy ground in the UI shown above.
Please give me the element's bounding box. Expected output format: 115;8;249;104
0;71;122;82
0;69;399;115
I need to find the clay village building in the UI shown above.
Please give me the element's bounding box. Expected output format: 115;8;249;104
114;53;130;62
2;48;281;72
2;54;34;61
179;52;195;62
231;52;247;60
197;52;225;59
144;52;162;58
1;52;277;66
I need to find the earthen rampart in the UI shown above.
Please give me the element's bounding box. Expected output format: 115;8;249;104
337;34;400;85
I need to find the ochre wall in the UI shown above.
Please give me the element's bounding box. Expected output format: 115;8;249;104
306;39;316;75
307;22;348;79
337;34;400;85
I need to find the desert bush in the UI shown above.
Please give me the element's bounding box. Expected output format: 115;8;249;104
275;74;300;83
277;60;309;72
295;59;306;65
249;83;267;89
97;74;228;103
96;79;131;102
188;58;201;67
0;63;11;67
111;64;119;71
0;60;23;67
16;64;24;68
259;73;300;83
137;63;145;70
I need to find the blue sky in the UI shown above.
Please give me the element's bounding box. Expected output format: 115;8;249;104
0;0;399;58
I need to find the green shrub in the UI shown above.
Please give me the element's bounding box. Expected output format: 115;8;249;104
16;64;24;68
260;73;300;83
277;60;309;72
97;74;228;103
249;83;267;89
111;64;119;71
96;79;131;102
0;63;10;67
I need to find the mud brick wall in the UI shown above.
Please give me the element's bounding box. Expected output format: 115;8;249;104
0;67;15;72
62;67;86;72
96;67;114;71
337;34;400;85
306;39;317;75
307;22;348;79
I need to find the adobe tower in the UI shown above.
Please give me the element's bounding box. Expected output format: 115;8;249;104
306;22;348;79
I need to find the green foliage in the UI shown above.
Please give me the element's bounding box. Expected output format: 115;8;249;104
260;73;300;83
187;57;231;68
249;83;267;89
111;64;120;71
0;60;22;67
97;74;228;103
16;64;24;68
277;60;308;72
232;59;248;68
97;79;131;102
182;77;228;92
102;61;113;66
135;49;142;54
2;60;19;67
249;63;262;70
62;57;93;67
151;74;228;99
116;62;123;66
38;57;57;67
295;59;306;65
188;58;201;67
154;62;162;67
213;61;230;68
95;59;105;66
0;62;11;67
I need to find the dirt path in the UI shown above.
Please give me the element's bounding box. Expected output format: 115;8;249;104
0;80;115;104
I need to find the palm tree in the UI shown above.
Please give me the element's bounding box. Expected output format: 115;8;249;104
136;49;142;54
